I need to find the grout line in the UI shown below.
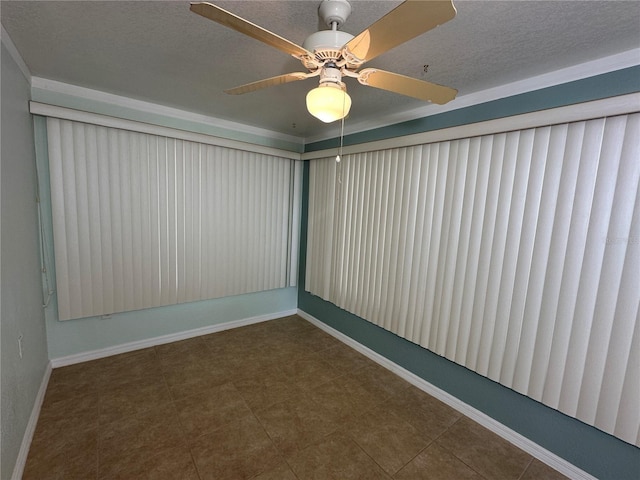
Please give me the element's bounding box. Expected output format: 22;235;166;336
429;418;493;480
188;447;204;480
393;437;436;478
517;457;536;480
349;434;393;478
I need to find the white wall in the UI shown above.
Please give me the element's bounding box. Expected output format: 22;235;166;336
0;40;49;479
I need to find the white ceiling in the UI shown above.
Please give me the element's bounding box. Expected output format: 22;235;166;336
2;1;639;142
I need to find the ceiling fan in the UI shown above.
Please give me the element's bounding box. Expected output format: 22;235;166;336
190;0;458;123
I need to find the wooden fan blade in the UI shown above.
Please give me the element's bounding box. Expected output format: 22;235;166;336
225;72;310;95
343;0;456;64
358;68;457;105
190;2;312;58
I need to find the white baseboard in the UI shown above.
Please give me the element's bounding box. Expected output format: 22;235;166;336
296;309;596;480
51;309;298;368
12;361;52;480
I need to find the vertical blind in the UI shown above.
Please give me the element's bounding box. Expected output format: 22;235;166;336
306;113;640;446
47;118;300;321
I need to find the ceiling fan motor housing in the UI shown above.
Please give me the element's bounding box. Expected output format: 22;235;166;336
302;30;354;66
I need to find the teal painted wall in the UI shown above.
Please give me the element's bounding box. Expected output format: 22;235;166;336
298;67;640;480
32;115;298;359
1;42;50;479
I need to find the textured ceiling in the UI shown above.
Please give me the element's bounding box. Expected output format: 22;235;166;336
2;1;639;141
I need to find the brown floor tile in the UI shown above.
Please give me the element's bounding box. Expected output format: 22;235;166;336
521;459;570;480
386;385;462;440
313;342;376;374
393;442;483;480
98;375;173;424
289;327;342;352
24;423;97;480
98;445;199;480
234;368;305;410
161;358;233;399
278;356;342;390
30;407;98;448
37;389;100;433
98;403;187;476
307;373;381;420
355;363;411;400
344;405;430;475
96;348;162;386
155;336;210;362
43;361;103;403
250;461;299;480
29;387;99;453
203;332;286;380
190;414;282;480
436;417;532;480
23;446;97;480
217;346;285;380
270;315;317;333
257;336;318;364
288;432;391;480
202;327;266;357
174;382;252;440
254;395;342;457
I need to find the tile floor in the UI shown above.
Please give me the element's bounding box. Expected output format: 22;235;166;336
24;315;568;479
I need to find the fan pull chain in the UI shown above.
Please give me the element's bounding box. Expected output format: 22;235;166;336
336;89;346;180
335;91;347;212
336;115;344;180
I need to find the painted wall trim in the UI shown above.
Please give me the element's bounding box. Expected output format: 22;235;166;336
303;48;640;144
50;308;298;368
30;101;302;160
297;309;596;480
30;76;303;149
302;91;640;160
1;26;31;83
10;362;52;480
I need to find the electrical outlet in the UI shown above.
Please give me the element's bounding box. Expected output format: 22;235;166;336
18;335;24;359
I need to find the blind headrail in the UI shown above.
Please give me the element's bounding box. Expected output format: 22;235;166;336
30;101;301;160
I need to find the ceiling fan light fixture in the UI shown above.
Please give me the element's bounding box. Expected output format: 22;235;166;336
306;82;352;123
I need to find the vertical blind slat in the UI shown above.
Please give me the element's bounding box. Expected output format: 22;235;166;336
85;126;103;314
445;139;475;359
578;115;638;425
541;119;605;408
464;133;505;369
596;116;640;438
527;122;584;401
559;116;625;417
455;136;491;363
501;126;551;389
